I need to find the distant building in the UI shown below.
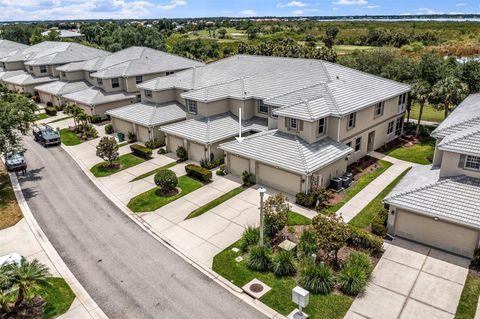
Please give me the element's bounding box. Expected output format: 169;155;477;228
42;29;85;41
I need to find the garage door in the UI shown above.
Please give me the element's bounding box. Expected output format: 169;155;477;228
257;163;302;195
113;118;133;136
137;125;150;143
39;92;52;105
189;142;206;162
229;155;250;176
167;135;183;154
395;209;479;257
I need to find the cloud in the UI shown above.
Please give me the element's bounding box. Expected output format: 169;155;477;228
456;2;467;6
157;0;185;10
417;7;442;14
365;5;379;8
277;1;306;7
332;0;367;5
291;9;304;15
239;9;256;16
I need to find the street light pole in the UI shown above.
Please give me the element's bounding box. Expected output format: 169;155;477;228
258;186;266;247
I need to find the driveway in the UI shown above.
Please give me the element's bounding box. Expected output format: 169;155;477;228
18;135;267;319
346;239;469;319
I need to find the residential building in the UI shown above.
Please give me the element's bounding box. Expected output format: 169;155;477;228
385;94;480;257
135;55;409;194
0;40;28;83
45;46;203;117
41;29;85;41
0;41;107;95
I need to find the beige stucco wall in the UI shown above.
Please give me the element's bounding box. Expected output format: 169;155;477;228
112;118;134;136
311;157;348;189
38;91;53;105
227;154;250;176
145;89;176;104
166;135;184;154
137;125;150;142
188;141;206;162
75;98;133;116
4;61;24;71
61;70;85;82
439;151;480;179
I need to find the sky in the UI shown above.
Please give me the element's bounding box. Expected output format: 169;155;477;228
1;0;480;21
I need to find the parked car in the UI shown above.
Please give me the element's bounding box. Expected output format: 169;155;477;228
5;151;27;172
33;124;61;147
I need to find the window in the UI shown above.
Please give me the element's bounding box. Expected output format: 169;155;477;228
166;71;174;76
61;72;66;78
354;137;362;152
271;106;278;119
97;78;103;85
289;118;298;130
39;65;47;74
318;118;326;135
29;65;33;71
395;118;403;136
374;102;384;117
135;76;143;84
145;90;152;98
186;99;197;114
387;120;394;134
347;112;356;129
398;93;407;112
258;100;268;114
111;78;119;88
465;155;480;170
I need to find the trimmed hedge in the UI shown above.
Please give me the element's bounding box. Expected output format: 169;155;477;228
347;226;383;253
45;107;57;116
295;192;317;208
130;144;152;159
185;164;212;182
104;124;114;134
145;139;165;149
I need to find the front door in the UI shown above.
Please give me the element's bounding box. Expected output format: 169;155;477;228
367;131;375;152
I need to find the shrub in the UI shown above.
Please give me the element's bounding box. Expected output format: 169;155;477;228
185;164;212;182
96;136;119;167
298;229;318;258
247;245;272;272
240;226;260;252
296;192;317;208
347;226;383;253
241;170;253;186
104;124;114;134
176;146;187;161
472;248;480;267
264;193;290;238
344;252;372;274
45;107;57;116
127;132;136;142
216;169;226;176
312;214;349;263
130;144;152;159
371;209;389;237
298;263;335;295
32;95;40;103
145;139;165;149
272;250;296;276
338;264;368;295
46;101;53;107
154;169;178;192
158;148;167;155
84;124;98;138
90;115;102;123
200;158;224;169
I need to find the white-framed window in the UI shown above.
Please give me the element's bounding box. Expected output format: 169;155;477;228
290;118;298;130
355;137;361;152
395;118;403;136
258;100;269;114
398;93;407;106
347;112;356;129
135;76;143;84
318;118;326;135
97;78;103;85
111;78;119;88
387;120;394;134
186;99;198;114
465;155;480;170
39;65;47;74
145;90;152;98
374;102;384;118
271;106;278;119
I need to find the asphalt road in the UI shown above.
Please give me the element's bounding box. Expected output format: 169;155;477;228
18;135;266;319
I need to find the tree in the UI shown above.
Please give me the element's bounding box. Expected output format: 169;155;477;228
218;28;227;39
312;214;349;264
462;60;480;93
324;26;339;49
263;193;290;238
96;137;119;167
430;76;469;118
154;169;178;193
410;80;431;136
419;53;443;86
246;26;260;40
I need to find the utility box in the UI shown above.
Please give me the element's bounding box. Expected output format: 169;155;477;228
292;286;309;308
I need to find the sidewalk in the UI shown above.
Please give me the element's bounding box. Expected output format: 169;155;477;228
337;151;413;222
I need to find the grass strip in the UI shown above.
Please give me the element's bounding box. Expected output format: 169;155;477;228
59;128;81;146
90;153;145;177
185;186;246;219
129;162;177;182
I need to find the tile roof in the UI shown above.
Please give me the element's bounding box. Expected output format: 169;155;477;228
385;165;480;229
57;46;203;78
433;94;480;138
219;129;352;175
160;112;268;144
2;71;57;85
438;123;480;156
62;87;134;105
106;101;186;127
34;80;91;96
41;30;83;38
139;55;409;120
0;70;26;81
0;40;28;60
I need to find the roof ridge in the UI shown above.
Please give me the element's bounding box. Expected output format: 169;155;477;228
265;82;324;102
324;84;342;116
293;135;309;173
434;116;480;136
386;175;463;201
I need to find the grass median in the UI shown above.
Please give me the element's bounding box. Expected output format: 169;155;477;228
39;277;75;319
130;162;177;182
185;186;246;219
90;153;145;177
59;128;81;146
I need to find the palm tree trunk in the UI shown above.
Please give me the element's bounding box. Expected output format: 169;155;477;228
13;287;25;309
416;103;425;137
444;103;449;119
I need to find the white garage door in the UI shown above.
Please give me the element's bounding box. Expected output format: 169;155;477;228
167;135;184;154
189;142;206;162
137;125;150;143
257;163;302;195
39;92;52;104
229;155;250;177
113;118;133;136
395;210;479;257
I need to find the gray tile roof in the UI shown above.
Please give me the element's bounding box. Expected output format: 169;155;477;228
139;55;409;120
433;94;480;138
0;70;26;80
34;80;91;96
438;123;480;156
2;71;57;85
219;129;352;175
385;165;480;229
63;87;134;106
160;112;268;144
106;101;186;127
0;40;28;60
58;46;203;78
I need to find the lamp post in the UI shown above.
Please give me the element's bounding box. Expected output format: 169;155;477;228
258;186;266;247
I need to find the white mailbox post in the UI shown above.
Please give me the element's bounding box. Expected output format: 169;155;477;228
291;286;309;319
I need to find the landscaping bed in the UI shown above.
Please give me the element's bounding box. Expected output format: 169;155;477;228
379;134;436;165
90;153;145;177
0;166;23;230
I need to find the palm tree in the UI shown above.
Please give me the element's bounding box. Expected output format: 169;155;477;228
430;76;469;119
411;80;431;137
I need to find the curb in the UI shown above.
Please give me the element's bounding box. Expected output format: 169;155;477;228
8;170;108;319
61;144;287;319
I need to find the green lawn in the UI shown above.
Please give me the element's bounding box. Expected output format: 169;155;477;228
59;128;81;146
186;186;246;219
128;176;204;212
455;272;480;319
287;211;312;226
90;153;145;177
129;162;177;182
349;169;410;229
383;138;436;165
213;241;352;319
48;116;72;124
320;160;392;215
409;103;444;123
35;113;49;121
38;277;75;319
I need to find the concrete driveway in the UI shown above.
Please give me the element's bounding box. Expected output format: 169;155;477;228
346;239;469;319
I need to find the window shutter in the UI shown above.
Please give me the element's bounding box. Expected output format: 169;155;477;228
458;154;466;168
298;120;304;132
285;117;289;129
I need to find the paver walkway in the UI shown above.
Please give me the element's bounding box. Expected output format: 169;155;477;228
338;151;413;222
346;239;469;319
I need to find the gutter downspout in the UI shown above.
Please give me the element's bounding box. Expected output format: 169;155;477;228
337;117;341;142
124;76;129;92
